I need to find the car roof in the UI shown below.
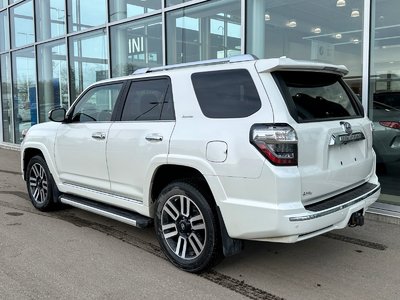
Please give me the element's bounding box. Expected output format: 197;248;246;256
90;55;349;89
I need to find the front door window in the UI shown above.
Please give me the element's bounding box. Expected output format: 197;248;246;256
71;83;123;122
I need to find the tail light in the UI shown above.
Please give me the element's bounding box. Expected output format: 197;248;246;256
250;124;298;166
379;121;400;130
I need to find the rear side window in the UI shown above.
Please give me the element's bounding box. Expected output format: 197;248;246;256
121;78;174;121
191;69;261;118
274;71;362;122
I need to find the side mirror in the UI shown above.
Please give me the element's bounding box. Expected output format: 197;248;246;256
49;108;66;122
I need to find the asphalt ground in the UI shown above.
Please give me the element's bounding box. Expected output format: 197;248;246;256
0;147;399;300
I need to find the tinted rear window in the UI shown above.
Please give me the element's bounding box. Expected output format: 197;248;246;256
121;78;174;121
191;69;261;118
274;71;362;122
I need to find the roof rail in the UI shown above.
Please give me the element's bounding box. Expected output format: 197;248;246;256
132;54;258;75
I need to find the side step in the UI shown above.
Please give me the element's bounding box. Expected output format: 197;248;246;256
59;195;153;228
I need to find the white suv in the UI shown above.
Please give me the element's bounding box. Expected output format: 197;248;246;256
21;55;380;272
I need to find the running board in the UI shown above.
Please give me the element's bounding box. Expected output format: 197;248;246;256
59;195;153;228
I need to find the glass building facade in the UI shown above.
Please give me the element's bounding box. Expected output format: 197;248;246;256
0;0;399;212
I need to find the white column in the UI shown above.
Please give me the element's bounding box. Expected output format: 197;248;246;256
247;0;266;58
111;0;127;21
39;0;52;40
363;0;372;113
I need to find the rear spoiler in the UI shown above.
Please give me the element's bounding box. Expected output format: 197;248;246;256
255;57;349;76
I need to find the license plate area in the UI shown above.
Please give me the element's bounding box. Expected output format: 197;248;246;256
329;131;365;146
328;138;366;168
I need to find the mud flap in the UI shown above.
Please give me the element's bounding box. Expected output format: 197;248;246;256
216;206;244;257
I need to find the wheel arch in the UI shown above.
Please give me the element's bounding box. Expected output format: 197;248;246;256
149;164;243;258
22;145;56;182
150;164;215;209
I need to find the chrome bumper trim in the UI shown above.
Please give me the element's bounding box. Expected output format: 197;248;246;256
289;185;381;222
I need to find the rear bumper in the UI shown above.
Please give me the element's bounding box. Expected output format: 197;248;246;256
214;174;380;243
290;183;379;221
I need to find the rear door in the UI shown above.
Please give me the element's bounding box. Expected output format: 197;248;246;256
106;77;175;202
272;71;374;205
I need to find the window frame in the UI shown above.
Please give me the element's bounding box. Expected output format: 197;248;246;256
272;71;365;123
191;68;262;119
65;80;128;123
114;75;175;122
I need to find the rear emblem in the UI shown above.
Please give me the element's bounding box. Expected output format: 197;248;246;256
340;121;352;135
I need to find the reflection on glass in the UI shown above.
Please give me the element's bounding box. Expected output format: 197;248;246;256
166;0;241;64
35;0;66;41
12;47;36;143
69;30;108;102
0;10;9;52
72;83;122;122
37;40;68;122
109;0;160;22
110;16;162;77
370;0;400;205
67;0;106;32
10;0;34;48
166;0;192;7
0;0;8;9
1;54;13;143
246;0;364;94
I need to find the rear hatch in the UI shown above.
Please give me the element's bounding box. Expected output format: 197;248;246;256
257;60;374;205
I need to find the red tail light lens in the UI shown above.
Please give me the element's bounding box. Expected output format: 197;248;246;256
379;121;400;130
250;124;298;166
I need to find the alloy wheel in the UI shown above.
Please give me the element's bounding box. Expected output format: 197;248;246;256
29;163;48;204
161;195;207;260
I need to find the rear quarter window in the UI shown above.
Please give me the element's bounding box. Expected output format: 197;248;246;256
191;69;261;118
274;71;363;122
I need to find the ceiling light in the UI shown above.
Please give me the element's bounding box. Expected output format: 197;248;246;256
351;9;360;17
336;0;346;7
335;33;342;39
312;27;321;34
264;12;271;21
286;19;297;28
352;38;360;44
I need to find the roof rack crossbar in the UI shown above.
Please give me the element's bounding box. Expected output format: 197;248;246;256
132;54;258;75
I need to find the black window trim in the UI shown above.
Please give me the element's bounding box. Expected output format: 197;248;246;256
114;75;175;122
272;71;364;124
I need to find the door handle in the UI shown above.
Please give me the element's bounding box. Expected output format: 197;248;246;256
145;134;163;142
92;132;106;140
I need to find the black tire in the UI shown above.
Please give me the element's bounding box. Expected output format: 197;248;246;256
154;181;222;273
26;155;60;211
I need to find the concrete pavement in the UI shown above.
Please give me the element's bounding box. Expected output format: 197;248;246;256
0;147;399;299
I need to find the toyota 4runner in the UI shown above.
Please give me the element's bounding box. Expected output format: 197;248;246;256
21;55;380;273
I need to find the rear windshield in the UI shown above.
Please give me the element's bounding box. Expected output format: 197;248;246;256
274;71;362;122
